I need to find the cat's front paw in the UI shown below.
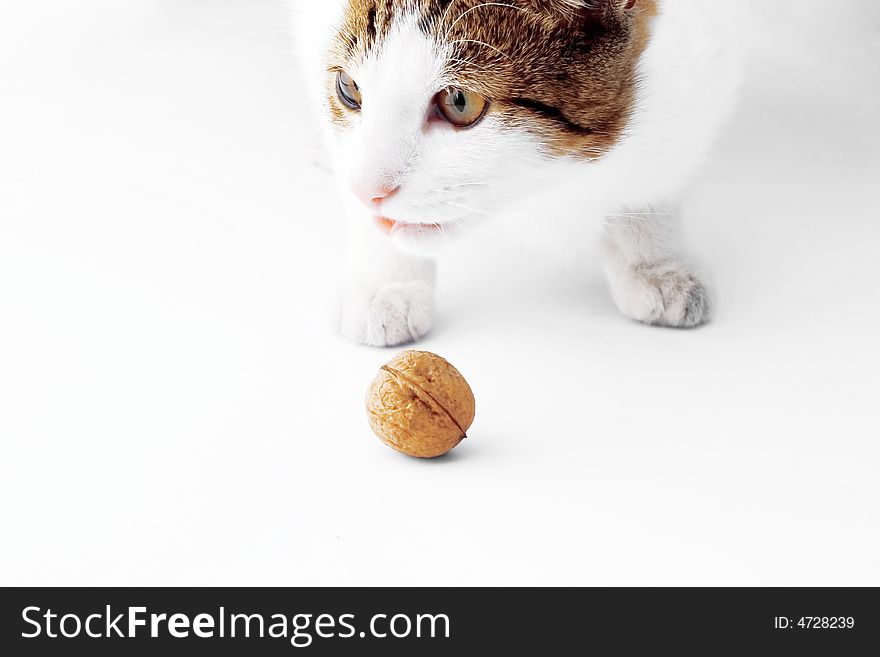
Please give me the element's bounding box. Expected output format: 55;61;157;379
609;260;712;329
341;281;434;347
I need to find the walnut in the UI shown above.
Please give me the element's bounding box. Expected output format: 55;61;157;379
366;351;476;458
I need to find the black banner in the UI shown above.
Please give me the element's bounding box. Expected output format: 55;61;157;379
1;588;877;655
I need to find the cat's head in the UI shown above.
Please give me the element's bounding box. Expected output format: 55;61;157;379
323;0;653;254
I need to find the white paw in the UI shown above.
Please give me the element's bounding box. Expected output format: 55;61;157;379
340;281;434;347
609;260;712;328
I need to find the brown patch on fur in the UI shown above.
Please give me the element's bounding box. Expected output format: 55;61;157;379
329;0;659;158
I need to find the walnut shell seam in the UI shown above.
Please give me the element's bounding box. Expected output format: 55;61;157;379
381;365;468;440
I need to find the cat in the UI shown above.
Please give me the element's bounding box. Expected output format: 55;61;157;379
291;0;748;346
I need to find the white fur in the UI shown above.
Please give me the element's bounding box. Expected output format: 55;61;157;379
290;0;748;345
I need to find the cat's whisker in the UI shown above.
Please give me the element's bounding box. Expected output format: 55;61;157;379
446;181;514;192
439;0;466;29
449;39;512;61
443;3;526;41
605;216;650;223
438;200;491;216
446;57;492;72
605;212;674;217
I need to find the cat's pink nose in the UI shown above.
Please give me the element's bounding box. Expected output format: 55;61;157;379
349;180;399;209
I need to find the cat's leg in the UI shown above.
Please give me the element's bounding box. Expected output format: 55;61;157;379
340;206;436;347
601;210;712;328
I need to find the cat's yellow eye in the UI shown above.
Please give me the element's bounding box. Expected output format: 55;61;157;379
336;70;362;110
436;88;488;128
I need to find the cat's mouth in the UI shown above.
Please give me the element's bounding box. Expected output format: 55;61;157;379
372;215;460;255
374;215;449;237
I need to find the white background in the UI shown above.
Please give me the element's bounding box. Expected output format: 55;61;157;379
1;0;878;586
